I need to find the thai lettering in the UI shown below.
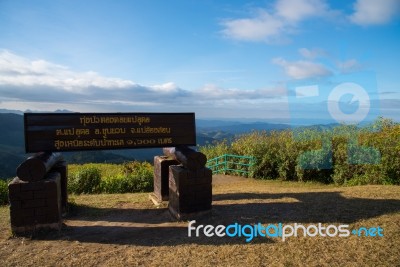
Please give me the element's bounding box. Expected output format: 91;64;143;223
131;127;171;134
94;128;126;138
54;139;125;150
79;116;151;126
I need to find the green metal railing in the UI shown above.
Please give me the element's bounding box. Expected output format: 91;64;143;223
206;154;255;175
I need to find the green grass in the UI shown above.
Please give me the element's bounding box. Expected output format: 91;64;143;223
0;179;10;205
68;161;153;194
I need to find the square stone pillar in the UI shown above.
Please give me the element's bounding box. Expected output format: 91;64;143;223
153;156;179;201
8;172;62;235
168;165;212;219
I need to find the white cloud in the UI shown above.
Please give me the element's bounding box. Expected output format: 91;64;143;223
298;48;327;59
350;0;400;25
275;0;328;22
221;0;332;42
0;50;286;115
221;0;399;43
274;48;365;79
150;82;180;93
221;10;284;42
0;50;135;93
272;57;332;79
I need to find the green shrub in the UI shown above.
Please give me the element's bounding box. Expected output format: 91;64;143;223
68;166;101;194
232;131;280;179
200;139;231;158
99;162;153;193
200;117;400;185
100;173;126;193
122;161;153;192
69;162;154;194
0;179;8;205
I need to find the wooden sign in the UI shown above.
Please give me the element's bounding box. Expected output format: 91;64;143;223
24;113;196;152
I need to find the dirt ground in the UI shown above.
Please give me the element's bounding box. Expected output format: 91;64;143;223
0;175;399;266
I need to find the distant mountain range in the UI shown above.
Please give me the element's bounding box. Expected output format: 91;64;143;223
198;122;289;134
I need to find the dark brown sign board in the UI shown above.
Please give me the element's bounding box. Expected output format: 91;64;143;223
24;113;196;153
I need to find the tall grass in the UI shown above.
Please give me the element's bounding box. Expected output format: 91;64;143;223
200;118;400;185
0;179;9;205
68;161;153;194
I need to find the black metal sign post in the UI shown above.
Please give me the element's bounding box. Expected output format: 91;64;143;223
24;112;196;153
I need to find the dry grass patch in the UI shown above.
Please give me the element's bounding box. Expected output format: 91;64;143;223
0;175;399;266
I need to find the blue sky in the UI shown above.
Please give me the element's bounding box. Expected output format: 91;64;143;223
0;0;399;123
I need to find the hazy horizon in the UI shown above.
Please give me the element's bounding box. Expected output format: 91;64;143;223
2;108;397;127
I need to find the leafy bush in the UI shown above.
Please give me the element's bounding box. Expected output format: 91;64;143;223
200;118;400;185
0;179;9;205
68;165;101;194
200;140;231;160
68;161;153;194
231;131;280;179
